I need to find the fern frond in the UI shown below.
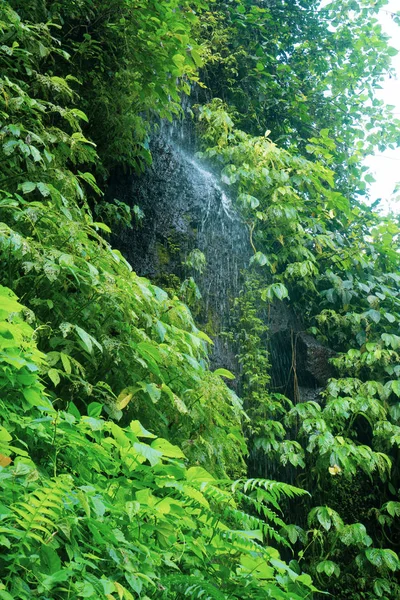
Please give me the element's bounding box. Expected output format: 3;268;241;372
178;479;291;550
262;524;291;548
5;475;73;584
181;483;210;508
235;489;286;527
219;529;265;553
199;482;236;506
233;478;309;500
221;503;268;530
220;503;288;548
12;475;72;547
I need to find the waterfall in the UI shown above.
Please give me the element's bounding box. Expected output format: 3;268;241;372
108;134;334;395
107;136;251;370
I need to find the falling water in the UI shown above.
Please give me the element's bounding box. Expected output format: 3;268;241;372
108;136;251;370
108;131;334;391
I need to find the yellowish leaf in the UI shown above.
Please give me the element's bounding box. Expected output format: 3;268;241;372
117;391;133;410
0;454;12;467
114;582;124;600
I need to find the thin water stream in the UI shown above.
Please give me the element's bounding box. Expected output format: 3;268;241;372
108;133;333;400
108;136;250;370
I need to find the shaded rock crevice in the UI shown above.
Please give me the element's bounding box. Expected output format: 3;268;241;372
268;302;335;404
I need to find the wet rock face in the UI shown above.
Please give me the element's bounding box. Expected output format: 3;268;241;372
268;301;300;336
108;137;335;393
107;137;251;370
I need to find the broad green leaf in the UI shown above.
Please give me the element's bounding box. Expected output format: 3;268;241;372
87;402;103;418
22;387;45;407
75;325;102;354
214;368;235;380
261;283;289;302
129;420;156;438
196;330;213;344
250;251;269;267
144;383;161;403
75;325;93;353
117;390;133;410
133;442;162;466
392;381;400;397
60;352;72;374
0;287;23;314
191;48;203;67
187;466;215;482
137;342;162;363
20;181;36;194
47;368;60;387
151;438;186;459
41;569;74;590
316;560;340;577
172;54;185;68
93;222;112;233
40;545;61;575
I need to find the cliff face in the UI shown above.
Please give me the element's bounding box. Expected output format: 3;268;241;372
109;136;334;401
108;137;250;373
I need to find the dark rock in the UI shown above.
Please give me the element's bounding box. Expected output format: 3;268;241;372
297;333;336;387
107;137;251;372
298;386;324;403
267;301;335;401
107;136;335;399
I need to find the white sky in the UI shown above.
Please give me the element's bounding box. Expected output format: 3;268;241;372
363;0;400;213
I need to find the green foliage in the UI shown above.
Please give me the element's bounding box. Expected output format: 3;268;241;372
196;96;400;597
184;248;207;274
197;0;400;195
9;0;206;176
0;4;322;599
0;3;247;478
3;0;400;598
0;290;317;599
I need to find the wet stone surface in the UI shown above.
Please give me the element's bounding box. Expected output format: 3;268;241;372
108;137;250;371
108;137;335;394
